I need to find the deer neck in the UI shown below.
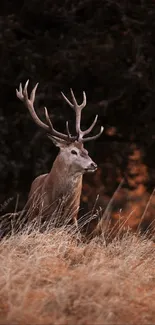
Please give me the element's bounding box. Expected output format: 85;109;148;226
46;154;83;194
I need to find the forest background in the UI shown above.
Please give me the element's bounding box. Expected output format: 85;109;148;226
1;0;155;233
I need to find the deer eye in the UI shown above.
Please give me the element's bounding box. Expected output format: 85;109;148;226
71;150;78;155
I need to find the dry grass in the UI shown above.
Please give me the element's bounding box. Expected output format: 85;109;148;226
0;224;155;325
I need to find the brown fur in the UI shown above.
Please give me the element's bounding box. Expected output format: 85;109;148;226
26;141;93;226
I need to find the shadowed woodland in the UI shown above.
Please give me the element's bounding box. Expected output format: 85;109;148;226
1;0;155;236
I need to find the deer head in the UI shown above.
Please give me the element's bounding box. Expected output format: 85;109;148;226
16;80;103;175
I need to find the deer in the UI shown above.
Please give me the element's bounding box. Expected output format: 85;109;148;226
16;80;103;229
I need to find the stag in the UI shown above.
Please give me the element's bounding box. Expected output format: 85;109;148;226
16;80;103;227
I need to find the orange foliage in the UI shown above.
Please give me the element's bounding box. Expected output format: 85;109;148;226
81;144;155;239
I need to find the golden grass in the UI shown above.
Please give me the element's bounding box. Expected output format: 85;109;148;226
0;225;155;325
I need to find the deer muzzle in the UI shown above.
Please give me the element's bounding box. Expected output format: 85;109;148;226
85;162;97;173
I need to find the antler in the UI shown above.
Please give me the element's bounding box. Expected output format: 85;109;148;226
16;81;103;143
16;80;76;142
61;89;104;142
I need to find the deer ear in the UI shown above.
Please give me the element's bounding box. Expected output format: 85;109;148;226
47;135;68;148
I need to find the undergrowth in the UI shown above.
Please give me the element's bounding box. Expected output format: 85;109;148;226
0;222;155;325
